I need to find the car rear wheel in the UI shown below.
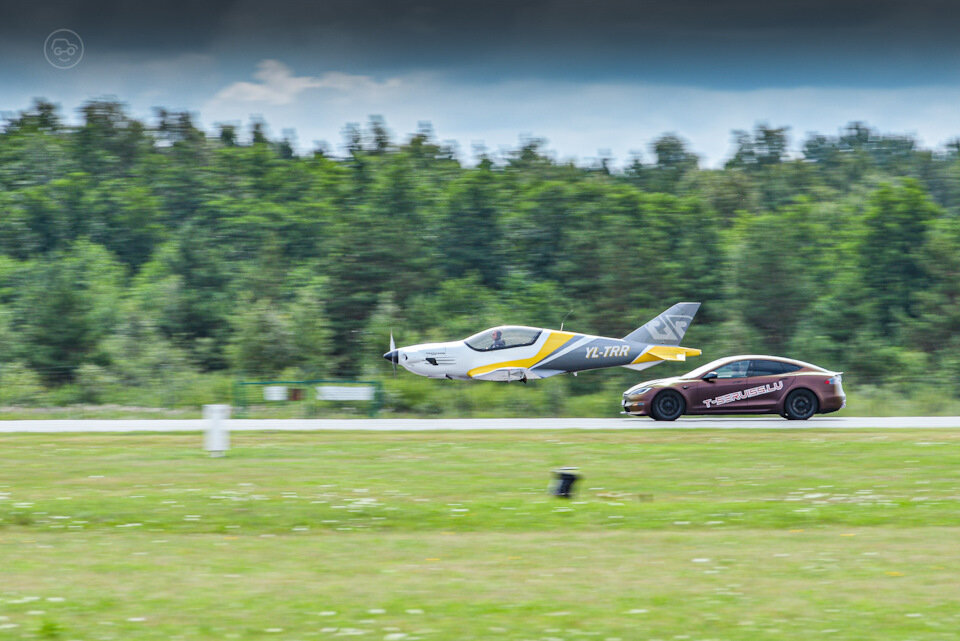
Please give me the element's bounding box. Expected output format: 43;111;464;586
651;389;685;421
784;389;818;420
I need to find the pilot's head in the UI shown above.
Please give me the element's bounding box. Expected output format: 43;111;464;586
492;329;502;340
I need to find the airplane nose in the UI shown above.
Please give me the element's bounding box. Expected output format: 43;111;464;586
383;349;399;364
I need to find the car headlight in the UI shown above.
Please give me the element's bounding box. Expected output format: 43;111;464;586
623;387;652;399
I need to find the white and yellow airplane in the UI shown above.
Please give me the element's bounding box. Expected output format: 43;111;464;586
383;302;701;382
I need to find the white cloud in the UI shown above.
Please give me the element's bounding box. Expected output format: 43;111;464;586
10;56;960;167
200;66;960;165
211;59;400;106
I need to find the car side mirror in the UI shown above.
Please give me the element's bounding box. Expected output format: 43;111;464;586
702;371;718;382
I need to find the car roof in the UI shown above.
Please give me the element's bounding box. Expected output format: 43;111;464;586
710;355;829;372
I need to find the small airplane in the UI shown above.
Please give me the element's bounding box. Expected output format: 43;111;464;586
383;302;702;382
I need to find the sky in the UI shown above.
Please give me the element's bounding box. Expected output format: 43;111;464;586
4;0;960;166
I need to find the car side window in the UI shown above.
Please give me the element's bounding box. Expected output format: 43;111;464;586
749;360;786;376
714;360;750;379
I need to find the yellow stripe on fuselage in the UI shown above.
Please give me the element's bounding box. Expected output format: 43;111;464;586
631;345;702;363
467;331;576;378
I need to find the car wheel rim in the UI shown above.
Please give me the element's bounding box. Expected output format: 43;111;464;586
792;395;811;415
659;395;679;416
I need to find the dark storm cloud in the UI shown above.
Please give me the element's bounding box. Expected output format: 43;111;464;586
1;0;239;50
5;0;960;87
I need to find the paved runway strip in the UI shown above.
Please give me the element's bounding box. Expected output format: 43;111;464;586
1;416;959;432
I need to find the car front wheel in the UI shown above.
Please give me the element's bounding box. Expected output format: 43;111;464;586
784;389;818;420
650;389;685;421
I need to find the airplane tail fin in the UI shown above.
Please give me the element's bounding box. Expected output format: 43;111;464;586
623;302;701;345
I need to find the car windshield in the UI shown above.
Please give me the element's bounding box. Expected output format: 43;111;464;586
682;357;736;379
464;326;542;351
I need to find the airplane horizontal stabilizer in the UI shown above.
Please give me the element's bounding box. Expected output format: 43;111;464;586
622;345;701;371
645;345;702;361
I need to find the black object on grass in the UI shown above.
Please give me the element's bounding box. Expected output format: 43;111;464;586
551;467;580;498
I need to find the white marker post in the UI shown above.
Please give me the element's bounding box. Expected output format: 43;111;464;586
203;404;231;457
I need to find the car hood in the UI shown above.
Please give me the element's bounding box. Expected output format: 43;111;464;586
625;375;692;394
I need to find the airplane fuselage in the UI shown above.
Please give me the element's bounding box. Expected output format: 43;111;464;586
388;326;698;382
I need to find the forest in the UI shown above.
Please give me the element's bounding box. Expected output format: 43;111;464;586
0;98;958;415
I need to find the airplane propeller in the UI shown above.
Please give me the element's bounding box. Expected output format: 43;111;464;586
383;331;399;377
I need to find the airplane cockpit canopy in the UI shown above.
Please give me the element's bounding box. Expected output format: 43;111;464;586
464;326;543;351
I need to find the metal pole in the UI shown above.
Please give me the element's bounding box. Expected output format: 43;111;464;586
203;404;231;457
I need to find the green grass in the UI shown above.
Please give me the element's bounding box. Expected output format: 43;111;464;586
2;430;960;640
0;379;960;420
5;366;960;419
838;385;960;417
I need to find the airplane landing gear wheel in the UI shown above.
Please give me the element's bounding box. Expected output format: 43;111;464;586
651;390;685;421
784;389;818;420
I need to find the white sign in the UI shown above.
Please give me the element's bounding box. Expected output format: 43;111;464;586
317;385;376;401
263;386;288;401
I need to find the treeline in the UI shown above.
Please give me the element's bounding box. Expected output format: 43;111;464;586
0;99;958;410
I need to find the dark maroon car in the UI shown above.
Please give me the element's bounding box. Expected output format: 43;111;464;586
622;355;845;421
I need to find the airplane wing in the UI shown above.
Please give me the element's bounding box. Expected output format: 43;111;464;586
471;367;565;382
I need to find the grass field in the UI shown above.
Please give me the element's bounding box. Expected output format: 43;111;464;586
4;376;960;420
2;429;960;640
